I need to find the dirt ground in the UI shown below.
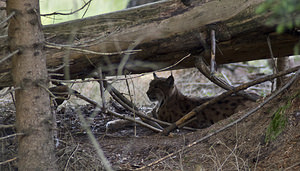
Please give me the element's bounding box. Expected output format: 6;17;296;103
1;67;300;171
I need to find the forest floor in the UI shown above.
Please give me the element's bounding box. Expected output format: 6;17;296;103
1;64;300;170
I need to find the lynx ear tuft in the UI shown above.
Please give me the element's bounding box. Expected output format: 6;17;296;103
166;75;174;86
153;73;158;79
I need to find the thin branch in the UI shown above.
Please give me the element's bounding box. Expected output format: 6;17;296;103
0;157;17;165
69;88;163;132
105;82;198;131
48;63;65;72
50;75;147;84
45;44;141;56
156;54;191;72
49;54;193;84
96;68;106;111
107;110;162;133
210;30;216;74
136;67;300;171
0;35;8;39
64;144;79;171
124;73;137;136
0;133;24;141
76;109;113;171
81;0;92;18
0;50;19;65
40;0;92;16
0;124;14;129
37;83;56;98
284;161;300;171
104;81;139;111
0;87;21;97
48;73;64;77
0;11;15;26
267;35;282;88
195;56;259;101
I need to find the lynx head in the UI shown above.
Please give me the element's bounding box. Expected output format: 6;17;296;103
146;73;175;102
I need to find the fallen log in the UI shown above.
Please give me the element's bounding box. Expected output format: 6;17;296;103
0;0;299;88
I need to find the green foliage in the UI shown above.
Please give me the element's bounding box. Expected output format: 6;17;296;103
256;0;300;33
40;0;130;25
265;92;300;143
265;102;289;143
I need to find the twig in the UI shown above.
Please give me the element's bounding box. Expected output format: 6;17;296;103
45;44;141;56
117;36;144;76
0;50;19;64
0;157;17;165
0;124;14;129
136;67;300;170
72;91;99;106
41;0;92;16
107;86;166;128
49;54;193;84
195;56;258;101
254;143;261;171
48;73;64;77
0;11;15;26
104;81;139;111
107;110;162;133
69;88;163;132
81;0;91;18
0;133;24;141
156;54;191;72
267;36;281;91
37;83;57;99
284;161;300;171
163;65;300;135
210;30;216;74
96;68;106;111
0;35;8;39
0;87;21;97
50;74;146;84
267;36;278;73
48;63;65;72
76;109;113;171
124;73;137;136
64;144;79;171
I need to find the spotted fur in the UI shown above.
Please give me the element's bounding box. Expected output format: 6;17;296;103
147;73;257;128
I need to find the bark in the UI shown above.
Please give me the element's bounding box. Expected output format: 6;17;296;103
0;0;299;88
7;0;57;170
276;57;290;88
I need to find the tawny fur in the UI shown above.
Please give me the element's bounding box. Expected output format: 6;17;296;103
147;73;257;128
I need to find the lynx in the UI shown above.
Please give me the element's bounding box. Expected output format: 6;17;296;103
147;73;258;128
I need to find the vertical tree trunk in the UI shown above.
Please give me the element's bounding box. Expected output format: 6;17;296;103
7;0;57;170
276;57;290;89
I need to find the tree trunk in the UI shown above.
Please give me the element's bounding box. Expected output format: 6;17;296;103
276;57;290;89
7;0;57;170
0;0;299;88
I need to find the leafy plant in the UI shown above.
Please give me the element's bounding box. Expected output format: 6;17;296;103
264;91;300;143
265;102;289;143
256;0;300;33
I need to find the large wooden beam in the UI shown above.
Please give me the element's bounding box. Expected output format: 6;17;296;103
0;0;299;88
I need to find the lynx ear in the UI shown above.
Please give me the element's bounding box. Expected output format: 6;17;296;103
166;75;174;86
153;73;158;79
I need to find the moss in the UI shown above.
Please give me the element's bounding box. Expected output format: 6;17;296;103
264;92;300;143
265;103;289;143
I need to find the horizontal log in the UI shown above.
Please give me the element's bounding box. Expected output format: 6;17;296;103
0;0;299;88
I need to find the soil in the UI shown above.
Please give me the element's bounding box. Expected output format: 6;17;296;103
1;74;300;171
